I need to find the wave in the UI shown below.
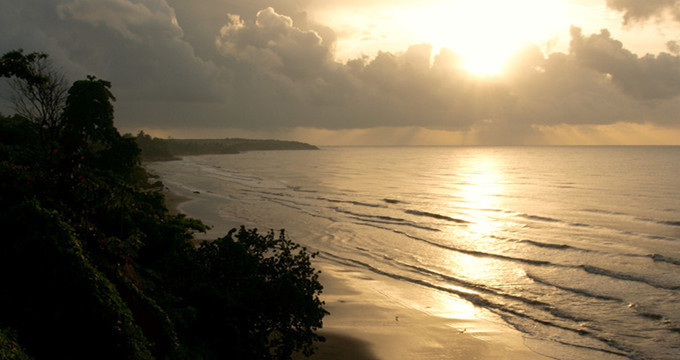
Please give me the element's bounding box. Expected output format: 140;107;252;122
383;198;406;204
287;185;318;194
517;239;578;251
527;273;624;302
498;236;653;262
620;230;679;243
263;197;338;222
336;208;441;232
317;196;385;208
317;251;632;358
261;195;314;209
355;222;557;267
319;252;558;318
626;303;676;328
242;189;291;198
519;214;561;223
404;209;471;224
356;222;680;294
333;208;407;223
492;235;596;254
264;199;302;211
394;260;553;308
635;216;680;227
583;208;680;229
650;254;680;266
529;336;631;359
581;208;627;216
353;219;440;232
581;265;680;291
518;213;592;228
204;167;263;183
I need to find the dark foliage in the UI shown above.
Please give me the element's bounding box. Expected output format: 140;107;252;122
0;50;326;360
135;131;178;161
0;50;48;86
0;328;31;360
186;228;327;359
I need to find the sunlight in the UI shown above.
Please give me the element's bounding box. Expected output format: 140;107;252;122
437;152;517;288
401;0;569;74
457;154;505;235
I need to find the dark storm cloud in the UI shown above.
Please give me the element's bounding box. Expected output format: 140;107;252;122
55;0;225;102
0;0;225;102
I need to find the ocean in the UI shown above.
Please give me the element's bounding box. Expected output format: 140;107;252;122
147;146;680;360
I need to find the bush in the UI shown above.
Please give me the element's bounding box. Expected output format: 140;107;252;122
179;227;327;359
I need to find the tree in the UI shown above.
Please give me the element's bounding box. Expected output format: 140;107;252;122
1;50;68;142
60;75;140;175
0;49;48;84
61;76;117;151
184;227;327;360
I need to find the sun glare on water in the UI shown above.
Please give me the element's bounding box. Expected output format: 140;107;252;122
397;0;569;75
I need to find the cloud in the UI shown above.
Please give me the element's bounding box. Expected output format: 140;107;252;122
166;0;335;63
606;0;680;24
56;0;181;42
568;26;680;100
2;2;680;145
501;28;680;127
215;7;333;80
2;0;227;106
207;7;509;131
54;0;225;102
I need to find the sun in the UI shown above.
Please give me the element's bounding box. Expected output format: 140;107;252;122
310;0;571;75
401;0;569;75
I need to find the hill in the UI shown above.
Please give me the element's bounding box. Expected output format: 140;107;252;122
135;132;319;161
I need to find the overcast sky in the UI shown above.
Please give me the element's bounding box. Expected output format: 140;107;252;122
2;0;680;145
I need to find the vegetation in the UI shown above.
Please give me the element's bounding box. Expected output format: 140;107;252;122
0;49;327;360
135;132;319;162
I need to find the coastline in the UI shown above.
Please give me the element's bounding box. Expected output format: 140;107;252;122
306;262;549;360
162;186;190;215
161;186;549;360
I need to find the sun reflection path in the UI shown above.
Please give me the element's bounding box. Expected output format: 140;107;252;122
437;152;522;288
457;154;506;236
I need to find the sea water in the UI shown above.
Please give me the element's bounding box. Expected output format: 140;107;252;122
147;146;680;360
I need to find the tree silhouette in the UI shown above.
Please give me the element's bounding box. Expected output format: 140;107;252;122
1;49;68;144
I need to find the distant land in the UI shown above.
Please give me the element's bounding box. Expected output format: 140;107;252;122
134;132;319;161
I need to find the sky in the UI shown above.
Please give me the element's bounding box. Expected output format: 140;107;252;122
1;0;680;145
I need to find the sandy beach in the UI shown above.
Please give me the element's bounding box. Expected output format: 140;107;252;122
302;262;549;360
162;187;549;360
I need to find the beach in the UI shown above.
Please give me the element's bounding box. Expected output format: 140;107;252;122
164;188;549;360
303;263;549;360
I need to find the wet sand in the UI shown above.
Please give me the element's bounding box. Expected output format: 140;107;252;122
304;263;549;360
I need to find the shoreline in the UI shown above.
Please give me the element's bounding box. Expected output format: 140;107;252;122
162;186;190;215
305;262;549;360
160;185;549;360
